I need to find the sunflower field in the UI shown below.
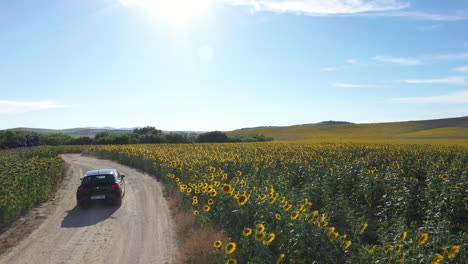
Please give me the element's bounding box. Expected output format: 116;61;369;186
0;146;64;229
91;143;466;263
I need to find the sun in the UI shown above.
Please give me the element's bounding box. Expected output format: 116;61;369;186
121;0;212;26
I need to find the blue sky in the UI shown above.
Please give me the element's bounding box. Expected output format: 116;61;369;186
1;0;468;131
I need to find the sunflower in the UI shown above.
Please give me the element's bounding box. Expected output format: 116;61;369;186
291;211;300;220
255;232;265;241
193;210;199;216
330;232;339;242
269;197;277;204
263;233;276;245
396;244;404;253
455;183;462;188
441;173;449;180
308;211;319;223
320;213;327;222
203;205;211;212
238;195;249;205
214;240;223;248
328;227;336;234
208;199;214;205
243;228;253;236
360;223;368;234
226;258;237;264
284;204;292;211
225;242;237;254
431;255;444;264
275;213;281;220
384;245;394;254
222;184;234;194
418;233;429;245
256;224;266;233
448;245;460;259
343;240;352;250
397;253;406;262
401;231;407;241
275;253;286;264
368;245;377;254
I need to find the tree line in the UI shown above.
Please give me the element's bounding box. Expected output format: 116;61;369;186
0;127;273;149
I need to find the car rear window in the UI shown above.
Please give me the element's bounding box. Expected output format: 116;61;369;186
81;175;115;186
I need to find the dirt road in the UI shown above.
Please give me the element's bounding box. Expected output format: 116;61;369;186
0;154;177;264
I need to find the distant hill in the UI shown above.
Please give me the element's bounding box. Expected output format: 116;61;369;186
314;121;354;125
412;116;468;128
228;116;468;140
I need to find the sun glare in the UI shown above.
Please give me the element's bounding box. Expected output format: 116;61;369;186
121;0;212;26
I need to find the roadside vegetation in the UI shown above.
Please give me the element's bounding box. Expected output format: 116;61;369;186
89;143;467;263
0;147;64;230
0;127;272;149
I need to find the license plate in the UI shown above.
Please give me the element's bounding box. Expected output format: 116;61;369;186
90;195;105;200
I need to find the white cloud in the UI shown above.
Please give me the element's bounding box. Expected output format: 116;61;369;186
401;76;468;85
395;90;468;103
368;11;468;21
0;100;68;114
374;55;423;66
222;1;467;21
346;58;358;64
453;66;468;73
332;83;380;88
434;53;468;60
224;0;409;15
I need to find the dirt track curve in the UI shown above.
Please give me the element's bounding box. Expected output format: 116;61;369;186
0;154;177;264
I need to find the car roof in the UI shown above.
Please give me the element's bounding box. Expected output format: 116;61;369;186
84;169;117;177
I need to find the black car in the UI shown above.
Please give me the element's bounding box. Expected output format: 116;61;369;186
76;169;126;207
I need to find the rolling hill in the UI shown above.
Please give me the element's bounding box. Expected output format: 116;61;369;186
228;116;468;141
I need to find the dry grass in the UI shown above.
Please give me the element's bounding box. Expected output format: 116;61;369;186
166;189;228;264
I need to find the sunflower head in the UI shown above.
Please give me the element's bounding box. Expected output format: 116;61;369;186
360;223;368;234
226;242;237;254
448;245;461;259
222;184;234;194
343;240;352;250
398;231;407;241
431;255;444;264
203;205;211;212
243;228;253;236
256;224;266;233
263;233;276;245
255;232;265;241
418;233;429;245
226;259;238;264
368;245;377;254
238;195;249;205
213;240;223;248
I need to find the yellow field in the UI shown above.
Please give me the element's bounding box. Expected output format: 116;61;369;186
91;142;467;263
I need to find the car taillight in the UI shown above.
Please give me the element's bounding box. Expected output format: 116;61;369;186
78;186;84;191
112;183;119;188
